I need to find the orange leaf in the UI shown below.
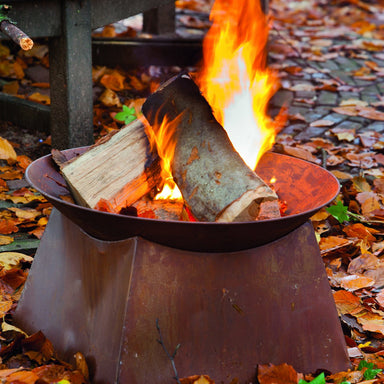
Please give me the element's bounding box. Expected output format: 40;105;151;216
343;223;378;244
100;71;126;91
28;92;51;105
6;370;39;384
339;275;375;291
17;155;33;170
0;137;17;162
356;192;381;216
319;236;351;251
333;289;364;316
2;81;19;95
257;363;298;384
0;218;19;234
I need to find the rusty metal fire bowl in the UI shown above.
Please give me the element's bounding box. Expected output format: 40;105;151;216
25;148;339;252
14;148;350;384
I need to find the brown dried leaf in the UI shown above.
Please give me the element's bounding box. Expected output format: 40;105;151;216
100;71;126;91
348;253;380;274
310;119;335;127
346;152;377;169
257;363;298;384
281;145;321;164
343;223;378;244
99;88;122;108
332;106;359;116
333;289;364;316
319;236;351;251
330;127;356;142
339;274;375;291
5;370;39;384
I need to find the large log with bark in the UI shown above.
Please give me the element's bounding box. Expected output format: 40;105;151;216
52;119;161;214
142;74;280;222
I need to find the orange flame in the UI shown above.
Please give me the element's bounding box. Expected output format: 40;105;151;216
144;114;183;200
197;0;280;169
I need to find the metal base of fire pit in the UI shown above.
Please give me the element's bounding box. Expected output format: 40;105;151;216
14;209;350;383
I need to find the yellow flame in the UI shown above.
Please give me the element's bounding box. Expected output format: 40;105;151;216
144;114;183;201
197;0;280;170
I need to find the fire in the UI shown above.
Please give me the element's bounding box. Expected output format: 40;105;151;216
197;0;280;170
146;0;281;200
144;114;183;201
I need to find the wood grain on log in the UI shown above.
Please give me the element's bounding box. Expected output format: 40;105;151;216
54;119;161;213
142;74;280;222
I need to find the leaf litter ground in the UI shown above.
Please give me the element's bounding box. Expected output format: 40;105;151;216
1;0;384;382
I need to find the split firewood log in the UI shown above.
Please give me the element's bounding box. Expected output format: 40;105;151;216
52;119;162;213
142;73;280;222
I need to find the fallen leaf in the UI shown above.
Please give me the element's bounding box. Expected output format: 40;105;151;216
6;370;39;384
339;274;375;291
257;363;299;384
281;145;321;164
0;137;17;162
0;252;33;270
333;289;364;316
99;88;122;107
28;92;51;105
332;106;359;116
319;236;351;251
100;71;126;91
310;119;335;127
330;127;355;142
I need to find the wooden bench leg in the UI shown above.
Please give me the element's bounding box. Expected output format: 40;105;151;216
49;0;94;150
143;1;175;35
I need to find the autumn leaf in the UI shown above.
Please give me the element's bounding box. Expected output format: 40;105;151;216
100;71;126;91
0;252;33;270
0;137;17;162
257;363;299;384
28;92;51;105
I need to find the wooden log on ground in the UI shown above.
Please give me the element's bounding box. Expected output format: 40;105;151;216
142;74;280;222
52;119;162;214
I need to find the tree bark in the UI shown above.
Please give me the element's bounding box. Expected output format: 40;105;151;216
0;20;33;50
142;74;280;222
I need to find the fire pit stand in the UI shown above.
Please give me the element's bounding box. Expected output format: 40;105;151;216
14;150;350;383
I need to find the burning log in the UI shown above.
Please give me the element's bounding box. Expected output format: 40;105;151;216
52;119;162;213
142;74;280;222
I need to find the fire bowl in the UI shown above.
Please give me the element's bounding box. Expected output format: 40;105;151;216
26;148;339;252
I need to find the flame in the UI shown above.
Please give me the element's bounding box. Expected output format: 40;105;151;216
196;0;280;169
144;114;183;201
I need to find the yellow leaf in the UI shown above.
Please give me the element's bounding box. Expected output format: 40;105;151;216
99;88;122;107
0;235;14;245
28;92;51;105
0;251;34;270
8;207;40;220
0;137;17;162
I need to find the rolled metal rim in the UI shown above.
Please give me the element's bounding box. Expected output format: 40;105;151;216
26;148;339;252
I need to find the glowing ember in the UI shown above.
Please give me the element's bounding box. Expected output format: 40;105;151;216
197;0;280;169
